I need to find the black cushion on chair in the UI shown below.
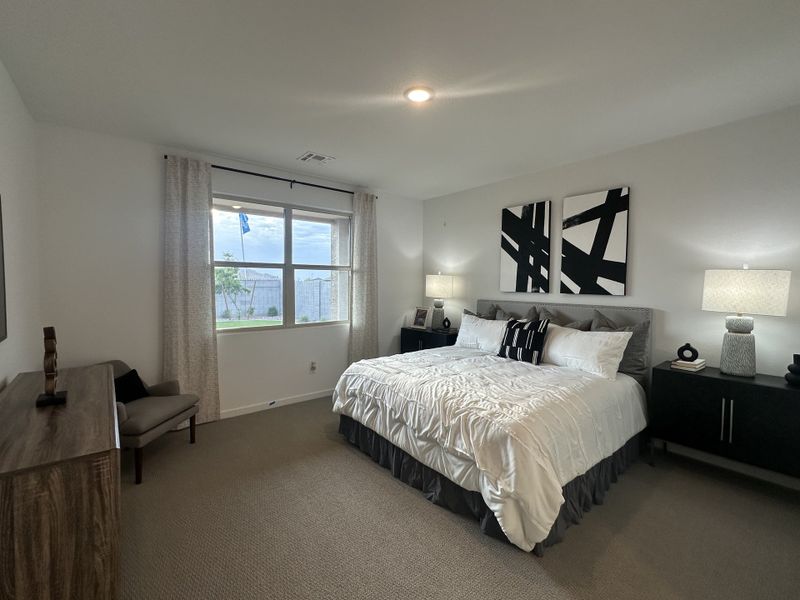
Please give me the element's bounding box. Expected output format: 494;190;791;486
114;369;150;404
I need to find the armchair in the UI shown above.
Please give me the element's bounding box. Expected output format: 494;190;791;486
102;360;198;484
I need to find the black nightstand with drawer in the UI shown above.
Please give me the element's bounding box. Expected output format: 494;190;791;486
650;361;800;477
400;327;458;353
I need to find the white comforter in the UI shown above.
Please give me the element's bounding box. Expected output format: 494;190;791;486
332;346;647;551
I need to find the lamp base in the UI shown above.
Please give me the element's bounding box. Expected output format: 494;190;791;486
725;315;754;334
720;332;756;377
431;307;445;329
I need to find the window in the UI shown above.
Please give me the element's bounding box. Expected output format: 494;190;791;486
211;197;351;331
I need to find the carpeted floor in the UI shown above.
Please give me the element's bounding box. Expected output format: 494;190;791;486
120;398;800;600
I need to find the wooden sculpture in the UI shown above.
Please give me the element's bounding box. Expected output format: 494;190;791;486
36;326;68;407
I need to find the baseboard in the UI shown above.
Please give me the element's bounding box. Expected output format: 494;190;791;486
652;439;800;491
221;389;333;419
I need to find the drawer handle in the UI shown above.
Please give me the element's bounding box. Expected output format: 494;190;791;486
729;399;734;444
719;397;726;442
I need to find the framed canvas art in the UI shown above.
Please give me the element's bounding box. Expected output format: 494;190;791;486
561;187;629;295
500;200;550;293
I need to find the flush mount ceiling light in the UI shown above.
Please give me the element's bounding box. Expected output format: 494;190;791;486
232;205;241;209
404;86;434;103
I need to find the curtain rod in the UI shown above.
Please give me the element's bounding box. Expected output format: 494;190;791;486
163;155;354;196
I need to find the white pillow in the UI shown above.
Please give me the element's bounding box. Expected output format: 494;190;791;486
455;314;507;354
542;324;633;380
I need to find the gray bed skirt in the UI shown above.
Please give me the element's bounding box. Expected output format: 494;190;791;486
339;414;640;555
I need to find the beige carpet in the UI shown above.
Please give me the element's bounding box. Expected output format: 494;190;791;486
121;398;800;600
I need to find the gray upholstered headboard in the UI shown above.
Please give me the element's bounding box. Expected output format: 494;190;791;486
475;299;654;389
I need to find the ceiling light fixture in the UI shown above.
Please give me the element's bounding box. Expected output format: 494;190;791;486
404;86;434;103
232;205;241;209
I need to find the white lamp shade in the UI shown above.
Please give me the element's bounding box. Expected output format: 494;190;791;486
426;274;453;299
701;269;791;316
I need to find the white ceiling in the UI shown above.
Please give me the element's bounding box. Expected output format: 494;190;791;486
1;1;799;199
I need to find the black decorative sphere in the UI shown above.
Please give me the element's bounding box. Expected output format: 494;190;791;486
786;354;800;386
442;317;451;329
677;343;699;362
785;372;800;388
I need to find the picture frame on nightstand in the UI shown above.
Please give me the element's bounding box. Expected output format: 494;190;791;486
410;307;432;329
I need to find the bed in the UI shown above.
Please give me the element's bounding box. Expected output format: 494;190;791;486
332;300;652;554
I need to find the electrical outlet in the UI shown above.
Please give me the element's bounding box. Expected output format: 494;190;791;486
310;361;317;373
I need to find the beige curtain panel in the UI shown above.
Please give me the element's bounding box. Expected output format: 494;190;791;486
163;156;220;423
348;191;379;364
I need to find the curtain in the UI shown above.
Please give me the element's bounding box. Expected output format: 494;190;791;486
163;156;220;423
348;192;379;363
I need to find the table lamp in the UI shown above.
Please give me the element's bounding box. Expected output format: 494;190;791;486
701;267;791;377
426;273;454;330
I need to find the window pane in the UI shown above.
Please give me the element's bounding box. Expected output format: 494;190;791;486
212;206;284;263
294;270;349;323
215;267;283;329
292;210;350;266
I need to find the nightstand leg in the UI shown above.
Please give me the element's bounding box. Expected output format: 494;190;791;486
648;438;655;467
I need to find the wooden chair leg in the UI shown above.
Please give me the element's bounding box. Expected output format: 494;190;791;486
134;447;143;484
190;415;196;444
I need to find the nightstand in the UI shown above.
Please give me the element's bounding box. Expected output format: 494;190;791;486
650;361;800;477
400;327;458;353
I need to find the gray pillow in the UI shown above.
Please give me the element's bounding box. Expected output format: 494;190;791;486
495;308;526;321
464;304;500;320
539;307;592;331
524;306;539;322
465;305;532;322
497;306;533;321
590;310;650;377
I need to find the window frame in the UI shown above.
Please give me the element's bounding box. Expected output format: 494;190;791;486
212;194;353;333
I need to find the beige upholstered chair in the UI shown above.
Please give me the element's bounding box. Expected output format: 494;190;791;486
102;360;198;484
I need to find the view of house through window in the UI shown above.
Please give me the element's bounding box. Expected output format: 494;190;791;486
212;198;351;331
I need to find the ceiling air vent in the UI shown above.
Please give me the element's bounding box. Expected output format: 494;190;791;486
297;151;335;165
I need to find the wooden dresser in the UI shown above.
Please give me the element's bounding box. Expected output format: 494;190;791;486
0;365;120;600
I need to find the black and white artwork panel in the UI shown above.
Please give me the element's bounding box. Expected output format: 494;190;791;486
561;187;629;295
500;200;550;293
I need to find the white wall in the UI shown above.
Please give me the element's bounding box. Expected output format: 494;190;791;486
216;323;350;418
423;105;800;377
35;123;423;415
0;58;41;387
376;192;424;356
37;125;164;383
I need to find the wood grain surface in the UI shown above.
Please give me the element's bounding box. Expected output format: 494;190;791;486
0;365;120;599
0;364;118;476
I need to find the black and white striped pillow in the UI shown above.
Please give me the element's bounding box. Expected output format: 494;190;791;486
497;319;549;364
